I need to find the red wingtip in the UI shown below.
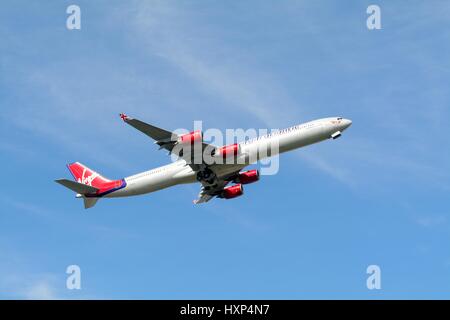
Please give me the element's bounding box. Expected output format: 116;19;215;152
119;113;129;121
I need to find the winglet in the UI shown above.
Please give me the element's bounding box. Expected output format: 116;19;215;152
119;113;130;122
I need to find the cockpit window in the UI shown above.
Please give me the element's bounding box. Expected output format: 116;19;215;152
337;117;342;120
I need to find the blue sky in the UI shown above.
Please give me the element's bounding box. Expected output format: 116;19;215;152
1;0;450;299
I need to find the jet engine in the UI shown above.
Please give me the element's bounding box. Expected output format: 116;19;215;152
234;170;260;184
214;143;241;158
220;184;244;199
178;130;203;145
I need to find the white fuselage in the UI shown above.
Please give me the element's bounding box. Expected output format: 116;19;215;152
107;117;352;198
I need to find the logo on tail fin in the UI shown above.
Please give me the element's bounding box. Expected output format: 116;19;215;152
78;168;99;186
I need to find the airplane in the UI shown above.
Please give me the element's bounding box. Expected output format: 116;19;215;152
55;114;352;208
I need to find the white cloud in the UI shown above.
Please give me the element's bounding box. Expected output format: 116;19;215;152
0;270;60;300
23;280;58;300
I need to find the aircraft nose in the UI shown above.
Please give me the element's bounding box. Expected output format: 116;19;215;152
342;119;352;130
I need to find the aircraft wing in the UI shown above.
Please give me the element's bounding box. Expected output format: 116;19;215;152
120;113;245;204
119;114;214;159
193;168;245;204
120;113;175;151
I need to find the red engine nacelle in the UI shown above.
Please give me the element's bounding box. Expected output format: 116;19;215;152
235;169;260;184
221;184;244;199
215;143;240;158
178;130;202;145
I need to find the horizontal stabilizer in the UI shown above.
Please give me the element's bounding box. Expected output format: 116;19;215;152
55;179;99;194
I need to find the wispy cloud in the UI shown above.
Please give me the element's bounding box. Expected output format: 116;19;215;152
415;215;447;228
22;279;58;300
128;0;356;184
2;0;449;193
0;245;60;300
130;1;304;127
1;276;58;300
0;195;141;240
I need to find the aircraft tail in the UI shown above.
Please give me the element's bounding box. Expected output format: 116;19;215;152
55;179;99;194
56;162;126;209
66;162;112;189
83;197;99;209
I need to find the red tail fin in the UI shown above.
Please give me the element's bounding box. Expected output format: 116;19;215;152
66;162;126;197
67;162;111;188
